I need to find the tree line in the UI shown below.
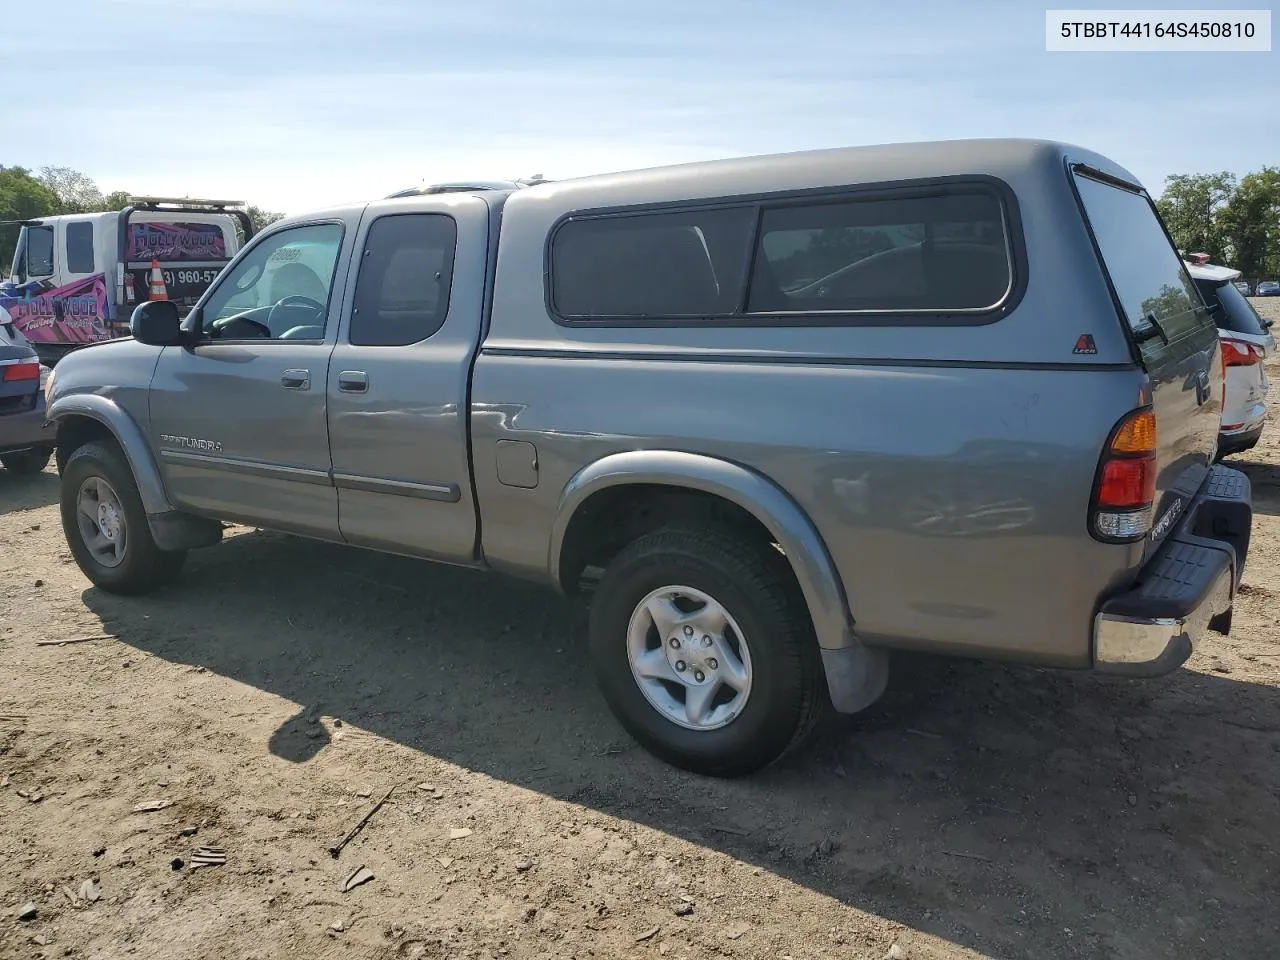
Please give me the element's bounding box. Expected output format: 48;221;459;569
0;164;283;271
1154;168;1278;278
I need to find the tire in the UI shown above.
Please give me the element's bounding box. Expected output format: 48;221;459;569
0;447;53;475
60;440;186;595
588;525;826;777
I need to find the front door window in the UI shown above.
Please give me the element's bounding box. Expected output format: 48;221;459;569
199;223;343;341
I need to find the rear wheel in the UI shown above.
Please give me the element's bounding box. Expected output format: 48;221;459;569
588;526;825;777
60;441;186;595
0;447;53;475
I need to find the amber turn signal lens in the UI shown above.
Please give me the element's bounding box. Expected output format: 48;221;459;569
1109;410;1156;455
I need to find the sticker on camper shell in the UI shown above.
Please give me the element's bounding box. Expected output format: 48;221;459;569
0;274;111;344
1072;333;1098;355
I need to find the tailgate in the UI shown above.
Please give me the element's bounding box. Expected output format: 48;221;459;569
1072;168;1222;554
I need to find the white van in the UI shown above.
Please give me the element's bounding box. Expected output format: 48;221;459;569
0;199;251;364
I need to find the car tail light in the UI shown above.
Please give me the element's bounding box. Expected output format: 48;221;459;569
1222;338;1261;367
1092;408;1157;541
1219;345;1227;413
1;361;41;382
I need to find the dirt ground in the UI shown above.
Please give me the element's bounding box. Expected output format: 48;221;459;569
3;304;1280;960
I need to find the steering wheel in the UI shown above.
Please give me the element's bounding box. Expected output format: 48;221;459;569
268;295;325;330
210;313;271;339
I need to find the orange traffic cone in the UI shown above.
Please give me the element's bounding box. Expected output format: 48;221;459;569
147;260;168;301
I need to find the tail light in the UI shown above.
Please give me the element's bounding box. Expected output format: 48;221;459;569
1;361;41;382
1091;408;1157;541
1221;344;1227;410
1222;338;1261;367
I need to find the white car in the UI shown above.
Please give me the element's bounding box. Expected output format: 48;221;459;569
1185;259;1275;457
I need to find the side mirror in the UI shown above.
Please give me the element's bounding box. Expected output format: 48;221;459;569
130;300;183;346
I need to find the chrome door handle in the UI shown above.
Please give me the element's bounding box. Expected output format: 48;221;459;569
338;370;369;393
280;368;311;390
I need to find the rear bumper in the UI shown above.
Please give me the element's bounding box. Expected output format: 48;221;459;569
1094;465;1251;678
0;398;54;455
1218;420;1264;458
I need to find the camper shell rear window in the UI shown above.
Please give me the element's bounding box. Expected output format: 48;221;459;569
1070;167;1213;356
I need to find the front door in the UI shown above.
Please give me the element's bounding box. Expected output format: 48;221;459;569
149;219;355;538
326;196;488;562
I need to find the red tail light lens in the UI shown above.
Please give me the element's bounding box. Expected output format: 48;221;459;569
1098;457;1156;509
1092;408;1158;541
1222;339;1260;367
1;361;41;382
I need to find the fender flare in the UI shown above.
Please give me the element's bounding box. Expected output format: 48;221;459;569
550;449;857;652
48;393;174;516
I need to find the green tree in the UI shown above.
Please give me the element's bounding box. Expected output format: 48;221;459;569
37;165;106;214
1219;167;1280;278
247;205;284;232
233;205;285;245
102;190;133;210
0;166;60;271
1155;172;1236;262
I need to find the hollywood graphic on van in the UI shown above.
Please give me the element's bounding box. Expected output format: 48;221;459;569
0;274;111;344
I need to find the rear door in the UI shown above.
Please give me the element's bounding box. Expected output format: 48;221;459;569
325;195;489;563
1072;169;1222;550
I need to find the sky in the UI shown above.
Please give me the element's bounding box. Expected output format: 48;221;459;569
5;0;1276;214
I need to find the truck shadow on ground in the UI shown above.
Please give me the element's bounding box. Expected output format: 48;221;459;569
0;467;59;514
1231;457;1280;518
82;529;1280;960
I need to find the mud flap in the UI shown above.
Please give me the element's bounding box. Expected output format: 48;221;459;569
820;643;890;714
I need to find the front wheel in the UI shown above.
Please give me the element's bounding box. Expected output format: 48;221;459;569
588;526;826;777
60;441;186;595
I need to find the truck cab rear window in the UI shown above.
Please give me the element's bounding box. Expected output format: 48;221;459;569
550;188;1012;321
66;221;94;274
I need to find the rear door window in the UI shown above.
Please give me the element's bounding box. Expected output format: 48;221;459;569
349;214;457;345
1073;171;1211;355
1197;278;1269;337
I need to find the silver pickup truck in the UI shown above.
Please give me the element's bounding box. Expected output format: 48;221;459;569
44;139;1253;776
